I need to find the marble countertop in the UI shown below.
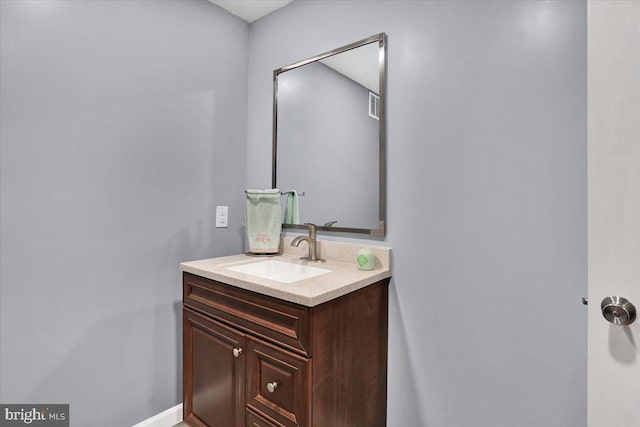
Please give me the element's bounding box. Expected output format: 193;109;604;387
180;237;392;307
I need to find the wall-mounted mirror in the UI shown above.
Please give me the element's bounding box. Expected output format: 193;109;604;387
273;33;387;236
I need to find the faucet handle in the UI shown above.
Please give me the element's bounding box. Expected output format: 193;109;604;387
304;223;317;239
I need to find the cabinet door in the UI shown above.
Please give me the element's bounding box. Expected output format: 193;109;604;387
184;308;246;427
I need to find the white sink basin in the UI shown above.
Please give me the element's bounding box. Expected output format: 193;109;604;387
226;260;331;284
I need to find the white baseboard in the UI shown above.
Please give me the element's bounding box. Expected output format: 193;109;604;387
132;403;183;427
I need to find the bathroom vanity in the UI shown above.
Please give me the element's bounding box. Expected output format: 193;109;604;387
181;239;391;427
182;31;391;426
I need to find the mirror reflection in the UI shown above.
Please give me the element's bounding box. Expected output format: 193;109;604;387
274;34;386;235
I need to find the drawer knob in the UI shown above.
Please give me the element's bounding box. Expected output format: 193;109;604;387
266;381;279;393
232;348;243;358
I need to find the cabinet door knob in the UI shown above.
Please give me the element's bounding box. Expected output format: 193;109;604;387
266;381;279;393
232;347;243;358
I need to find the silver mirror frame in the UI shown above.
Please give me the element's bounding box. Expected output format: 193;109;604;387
272;33;387;236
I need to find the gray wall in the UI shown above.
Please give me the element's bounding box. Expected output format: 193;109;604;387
277;62;379;228
247;1;587;426
0;1;248;426
1;1;587;426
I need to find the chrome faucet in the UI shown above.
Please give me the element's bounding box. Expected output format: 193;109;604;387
291;223;325;262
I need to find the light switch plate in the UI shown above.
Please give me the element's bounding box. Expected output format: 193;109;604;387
216;206;228;228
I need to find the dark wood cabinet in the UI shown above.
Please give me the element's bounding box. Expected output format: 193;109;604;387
183;272;389;427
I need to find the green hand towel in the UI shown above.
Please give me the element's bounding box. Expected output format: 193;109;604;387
284;190;300;225
246;189;281;254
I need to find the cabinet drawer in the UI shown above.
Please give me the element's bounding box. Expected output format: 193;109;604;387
183;273;311;356
246;336;311;427
246;409;281;427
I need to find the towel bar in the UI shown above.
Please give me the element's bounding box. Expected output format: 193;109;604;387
244;190;305;196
